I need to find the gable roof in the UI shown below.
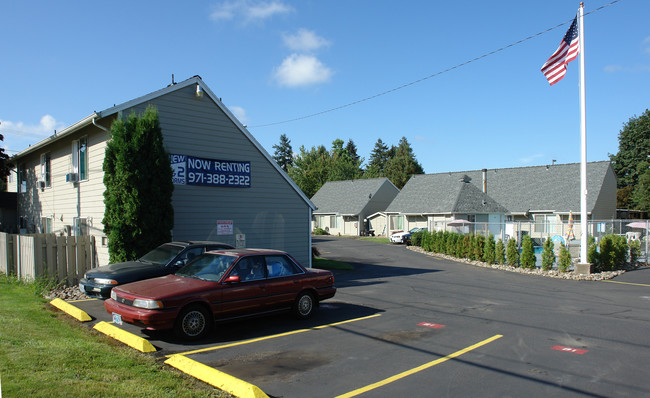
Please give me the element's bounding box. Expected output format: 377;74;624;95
386;161;613;215
386;174;507;215
311;178;397;215
11;76;315;210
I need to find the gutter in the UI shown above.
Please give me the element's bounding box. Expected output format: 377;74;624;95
92;117;111;133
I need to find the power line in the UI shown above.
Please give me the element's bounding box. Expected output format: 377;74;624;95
249;0;622;129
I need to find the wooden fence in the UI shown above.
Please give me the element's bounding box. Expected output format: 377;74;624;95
0;232;97;285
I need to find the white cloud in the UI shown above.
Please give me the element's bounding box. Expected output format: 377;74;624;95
604;64;650;73
282;29;331;52
0;115;66;154
210;0;293;24
273;54;333;87
229;106;248;125
518;153;543;164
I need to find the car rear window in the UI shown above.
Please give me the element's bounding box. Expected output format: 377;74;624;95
139;244;184;265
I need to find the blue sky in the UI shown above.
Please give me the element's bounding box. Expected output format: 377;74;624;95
1;0;648;174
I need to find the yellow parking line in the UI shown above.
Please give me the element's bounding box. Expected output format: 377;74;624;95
168;313;382;357
165;355;268;398
335;334;504;398
603;280;650;287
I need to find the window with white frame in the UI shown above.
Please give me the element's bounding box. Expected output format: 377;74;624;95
40;153;51;188
534;214;557;234
41;217;53;233
72;136;88;181
18;164;26;193
390;215;403;230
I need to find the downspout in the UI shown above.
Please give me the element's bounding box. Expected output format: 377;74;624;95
92;117;111;133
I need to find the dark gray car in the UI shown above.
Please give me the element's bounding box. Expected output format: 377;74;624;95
79;241;234;298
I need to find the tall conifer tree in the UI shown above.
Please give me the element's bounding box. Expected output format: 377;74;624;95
103;106;174;263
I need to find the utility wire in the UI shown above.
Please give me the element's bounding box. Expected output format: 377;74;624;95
249;0;621;129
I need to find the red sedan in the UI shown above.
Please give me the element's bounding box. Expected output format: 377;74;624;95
104;249;336;340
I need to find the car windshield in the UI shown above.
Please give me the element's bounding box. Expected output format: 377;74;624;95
176;253;237;282
138;244;184;265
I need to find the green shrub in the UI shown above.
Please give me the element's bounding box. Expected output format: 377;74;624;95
467;235;476;260
587;236;599;269
520;235;536;269
454;234;464;258
313;228;329;235
558;243;572;272
411;231;425;247
495;239;506;265
445;232;455;256
474;235;485;261
506;238;519;267
541;238;555;271
483;235;496;264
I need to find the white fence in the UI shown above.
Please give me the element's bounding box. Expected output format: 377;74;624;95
0;232;97;284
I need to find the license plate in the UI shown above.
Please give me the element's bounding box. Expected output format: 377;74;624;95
112;312;123;325
79;283;85;293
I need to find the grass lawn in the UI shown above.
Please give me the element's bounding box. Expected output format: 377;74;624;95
0;274;230;398
359;237;390;244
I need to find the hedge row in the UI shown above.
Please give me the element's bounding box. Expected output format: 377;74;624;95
411;230;571;272
412;230;640;272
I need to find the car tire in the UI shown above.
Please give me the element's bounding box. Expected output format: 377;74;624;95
293;291;316;319
174;304;212;340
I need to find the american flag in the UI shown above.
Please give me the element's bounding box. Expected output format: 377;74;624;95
541;16;580;85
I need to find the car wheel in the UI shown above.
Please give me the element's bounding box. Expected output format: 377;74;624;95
174;304;212;340
293;291;316;319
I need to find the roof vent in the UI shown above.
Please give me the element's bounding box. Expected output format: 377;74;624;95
460;175;471;183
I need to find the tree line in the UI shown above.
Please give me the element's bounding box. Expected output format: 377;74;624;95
272;134;424;197
609;109;650;213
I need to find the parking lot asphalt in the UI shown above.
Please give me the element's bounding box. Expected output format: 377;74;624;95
63;237;650;397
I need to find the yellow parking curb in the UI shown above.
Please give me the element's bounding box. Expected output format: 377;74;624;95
50;298;92;322
93;321;156;353
165;354;268;398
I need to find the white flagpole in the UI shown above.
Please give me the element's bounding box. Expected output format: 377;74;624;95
578;2;588;265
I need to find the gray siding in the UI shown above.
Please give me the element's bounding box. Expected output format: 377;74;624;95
121;85;311;265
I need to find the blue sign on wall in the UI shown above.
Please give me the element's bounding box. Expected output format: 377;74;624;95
170;154;251;188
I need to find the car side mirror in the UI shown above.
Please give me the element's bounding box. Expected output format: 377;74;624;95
174;260;185;267
224;275;240;283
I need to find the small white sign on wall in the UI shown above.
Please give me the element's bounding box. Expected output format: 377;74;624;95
236;234;246;248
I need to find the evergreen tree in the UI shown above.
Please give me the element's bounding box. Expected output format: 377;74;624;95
632;161;650;212
272;134;293;172
520;235;536;269
483;234;496;264
495;239;506;265
288;145;331;198
558;243;572;272
364;138;390;178
103;106;174;263
609;109;650;208
541;237;555;271
329;139;362;181
384;137;424;189
506;238;519;267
